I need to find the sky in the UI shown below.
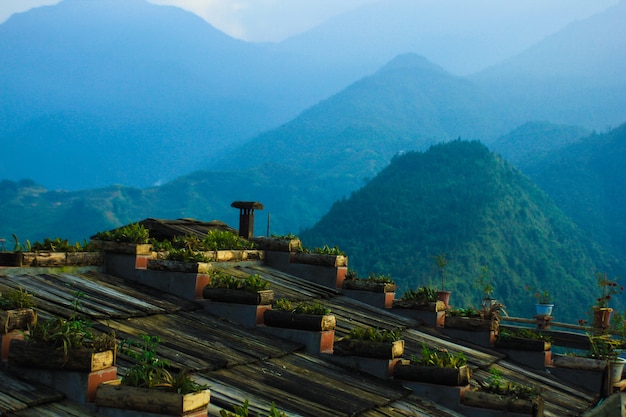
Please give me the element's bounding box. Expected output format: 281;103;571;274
0;0;379;42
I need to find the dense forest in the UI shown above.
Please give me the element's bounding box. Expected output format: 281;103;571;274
300;140;619;323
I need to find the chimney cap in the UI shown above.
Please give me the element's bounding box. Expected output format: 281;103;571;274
231;201;264;210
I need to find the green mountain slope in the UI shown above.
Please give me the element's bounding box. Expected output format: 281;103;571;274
300;140;619;323
490;121;589;166
519;122;626;266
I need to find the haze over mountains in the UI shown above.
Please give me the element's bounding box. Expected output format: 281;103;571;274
1;0;625;190
1;0;626;315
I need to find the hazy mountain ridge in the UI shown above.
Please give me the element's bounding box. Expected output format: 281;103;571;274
518;123;626;265
471;0;626;129
299;140;618;323
490;121;590;165
1;0;624;190
0;0;353;190
210;53;502;187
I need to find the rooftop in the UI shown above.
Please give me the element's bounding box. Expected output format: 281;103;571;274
0;218;621;416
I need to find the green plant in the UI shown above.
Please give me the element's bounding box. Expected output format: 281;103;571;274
271;233;298;240
202;230;255;250
25;291;115;360
93;223;150;244
482;368;541;400
401;286;438;304
411;343;467;368
0;286;37;309
120;335;207;394
498;328;551;342
312;245;345;256
10;234;31;252
347;327;401;343
448;307;482;318
525;285;551;304
30;237;94;252
220;400;287;417
596;272;623;308
433;253;447;291
165;247;212;263
209;271;270;292
366;272;393;283
474;266;494;299
273;298;331;315
449;301;506;320
587;333;622;361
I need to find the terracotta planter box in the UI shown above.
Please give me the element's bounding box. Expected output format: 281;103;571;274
342;279;396;293
91;240;152;255
0;252;21;266
495;336;551;352
334;339;404;359
391;300;446;312
462;390;544;416
552;354;607;371
215;250;264;262
264;310;336;331
290;252;348;267
250;237;302;252
8;340;114;371
393;363;470;386
148;259;211;274
1;308;37;334
202;288;274;305
96;379;210;415
0;252;103;267
445;315;496;331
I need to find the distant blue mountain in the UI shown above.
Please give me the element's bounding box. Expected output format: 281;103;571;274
0;0;349;189
1;0;624;191
471;0;626;130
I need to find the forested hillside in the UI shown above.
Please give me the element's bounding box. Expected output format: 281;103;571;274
300;140;619;323
0;164;335;243
518;123;626;267
490;121;589;165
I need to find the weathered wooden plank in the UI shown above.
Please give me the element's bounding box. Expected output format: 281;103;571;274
0;369;65;405
0;308;37;334
462;390;543;415
51;273;154;318
0;392;28;414
238;265;342;300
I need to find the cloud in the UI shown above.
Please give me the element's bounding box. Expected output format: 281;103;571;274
148;0;379;41
0;0;61;23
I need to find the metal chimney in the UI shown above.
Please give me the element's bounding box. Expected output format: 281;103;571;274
231;201;264;239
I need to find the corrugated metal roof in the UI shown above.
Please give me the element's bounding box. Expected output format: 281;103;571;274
0;263;603;416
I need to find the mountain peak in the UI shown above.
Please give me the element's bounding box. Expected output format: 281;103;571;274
378;53;445;74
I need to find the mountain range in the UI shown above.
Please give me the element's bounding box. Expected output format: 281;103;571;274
1;0;625;190
299;140;622;323
1;0;625;321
